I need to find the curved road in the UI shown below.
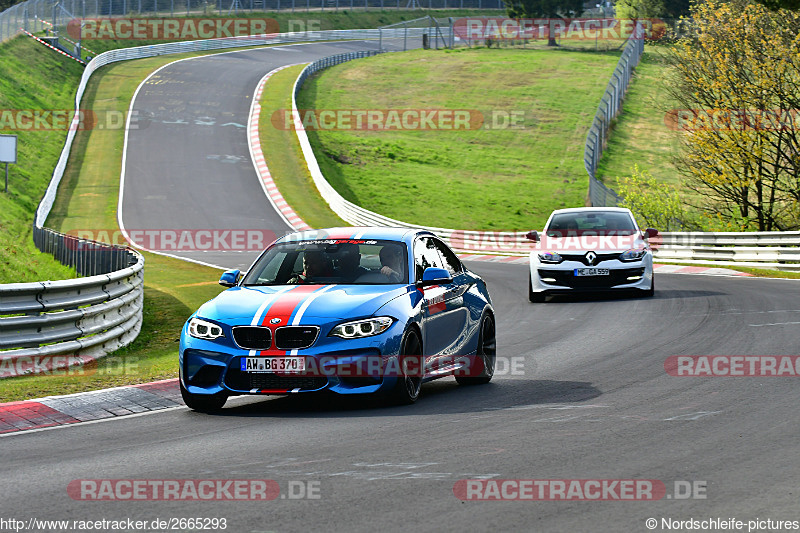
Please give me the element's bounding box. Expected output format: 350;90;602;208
4;41;800;532
2;269;800;531
120;39;412;269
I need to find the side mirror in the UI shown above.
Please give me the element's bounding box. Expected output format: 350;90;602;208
418;267;452;287
219;269;241;288
644;228;659;239
525;230;540;242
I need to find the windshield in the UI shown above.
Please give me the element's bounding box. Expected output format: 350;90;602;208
241;239;408;286
545;212;637;237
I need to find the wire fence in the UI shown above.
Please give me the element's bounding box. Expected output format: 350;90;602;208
0;0;504;44
583;23;644;207
32;225;140;276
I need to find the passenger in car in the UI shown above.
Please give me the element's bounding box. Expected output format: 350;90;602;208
379;245;405;283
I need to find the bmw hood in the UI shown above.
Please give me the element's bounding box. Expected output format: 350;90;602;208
195;284;409;323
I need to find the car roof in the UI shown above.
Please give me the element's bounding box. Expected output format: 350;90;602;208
275;226;431;244
549;207;633;215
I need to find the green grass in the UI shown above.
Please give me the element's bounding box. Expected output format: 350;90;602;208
0;37;83;283
0;48;256;401
593;48;686;194
295;47;621;230
258;64;346;228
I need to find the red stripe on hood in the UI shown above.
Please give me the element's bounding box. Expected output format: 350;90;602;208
258;285;321;355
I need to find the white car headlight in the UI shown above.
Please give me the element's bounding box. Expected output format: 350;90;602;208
330;317;394;339
538;251;563;264
188;317;224;340
620;248;647;262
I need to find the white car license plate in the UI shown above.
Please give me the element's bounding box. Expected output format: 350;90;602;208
242;357;305;373
574;268;610;277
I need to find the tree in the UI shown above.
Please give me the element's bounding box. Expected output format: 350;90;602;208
502;0;584;45
616;165;688;231
614;0;666;19
662;0;692;18
664;0;800;230
752;0;800;10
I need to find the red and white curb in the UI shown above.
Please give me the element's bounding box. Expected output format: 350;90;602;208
20;29;87;65
0;379;180;435
248;64;312;232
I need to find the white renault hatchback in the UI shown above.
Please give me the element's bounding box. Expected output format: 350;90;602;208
526;207;658;302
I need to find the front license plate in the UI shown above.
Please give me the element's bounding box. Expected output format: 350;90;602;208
574;268;610;277
242;357;305;373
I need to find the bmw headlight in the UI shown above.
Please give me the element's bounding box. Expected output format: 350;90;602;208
330;317;394;339
538;251;563;264
620;248;647;262
187;317;225;340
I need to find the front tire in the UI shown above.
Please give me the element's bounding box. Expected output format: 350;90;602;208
389;329;423;405
180;381;227;412
456;313;496;386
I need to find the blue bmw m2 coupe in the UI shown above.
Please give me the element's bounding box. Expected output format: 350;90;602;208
179;227;496;411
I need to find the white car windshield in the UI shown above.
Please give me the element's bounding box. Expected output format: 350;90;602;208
545;212;637;237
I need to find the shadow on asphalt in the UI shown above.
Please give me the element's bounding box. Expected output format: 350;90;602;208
184;379;601;419
539;289;724;304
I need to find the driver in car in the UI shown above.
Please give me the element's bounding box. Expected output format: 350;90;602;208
288;250;333;284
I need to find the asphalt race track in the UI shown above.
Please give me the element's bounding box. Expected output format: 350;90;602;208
4;41;800;532
119;39;414;270
2;267;800;531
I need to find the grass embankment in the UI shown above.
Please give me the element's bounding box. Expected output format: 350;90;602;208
594;49;683;191
0;37;82;283
295;47;621;230
0;49;243;402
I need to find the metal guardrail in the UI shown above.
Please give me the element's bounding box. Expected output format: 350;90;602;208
583;24;644;207
0;244;144;376
652;232;800;271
